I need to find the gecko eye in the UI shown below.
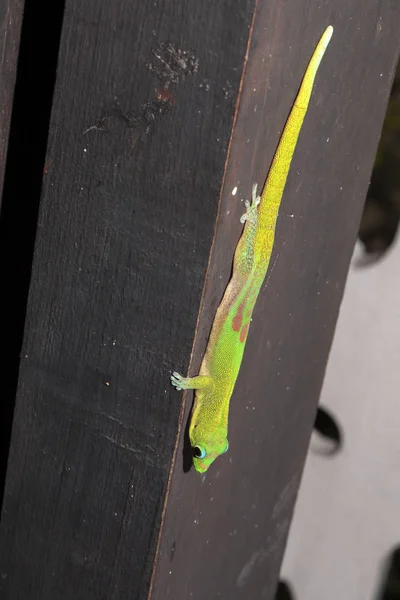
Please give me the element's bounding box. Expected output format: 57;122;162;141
193;445;206;459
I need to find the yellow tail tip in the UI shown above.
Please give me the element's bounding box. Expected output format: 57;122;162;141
323;25;334;45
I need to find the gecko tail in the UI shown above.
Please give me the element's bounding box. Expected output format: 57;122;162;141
258;25;333;229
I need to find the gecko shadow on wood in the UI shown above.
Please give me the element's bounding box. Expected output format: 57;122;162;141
182;400;194;473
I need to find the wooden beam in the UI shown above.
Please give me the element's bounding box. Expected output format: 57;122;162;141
149;4;400;599
0;0;399;599
0;0;24;201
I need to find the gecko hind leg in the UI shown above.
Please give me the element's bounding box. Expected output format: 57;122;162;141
170;372;212;391
240;183;261;224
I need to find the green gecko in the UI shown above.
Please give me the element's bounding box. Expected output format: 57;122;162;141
171;26;333;473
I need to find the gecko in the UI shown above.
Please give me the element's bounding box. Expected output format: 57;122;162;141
171;25;333;473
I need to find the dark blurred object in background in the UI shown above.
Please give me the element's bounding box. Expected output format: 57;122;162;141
312;406;342;454
358;61;400;259
275;580;295;600
376;546;400;600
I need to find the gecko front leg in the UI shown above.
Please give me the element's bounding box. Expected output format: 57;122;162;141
232;183;260;277
170;372;212;391
240;183;260;224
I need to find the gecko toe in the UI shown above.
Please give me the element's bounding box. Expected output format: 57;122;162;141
171;372;185;390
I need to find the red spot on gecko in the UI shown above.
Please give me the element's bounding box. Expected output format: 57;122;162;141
240;322;249;343
232;300;245;332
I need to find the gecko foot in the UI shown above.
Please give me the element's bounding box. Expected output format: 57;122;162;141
170;371;190;391
240;183;260;224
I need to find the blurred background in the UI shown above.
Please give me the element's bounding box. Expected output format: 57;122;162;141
276;59;400;600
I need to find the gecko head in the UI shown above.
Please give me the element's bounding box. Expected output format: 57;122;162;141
191;438;229;473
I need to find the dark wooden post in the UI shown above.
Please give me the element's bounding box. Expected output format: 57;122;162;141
0;0;24;488
0;0;67;492
0;0;24;200
0;1;399;599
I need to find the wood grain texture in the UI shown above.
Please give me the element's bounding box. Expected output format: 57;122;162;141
0;0;254;599
0;0;66;500
0;0;23;201
0;0;399;599
0;0;24;496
